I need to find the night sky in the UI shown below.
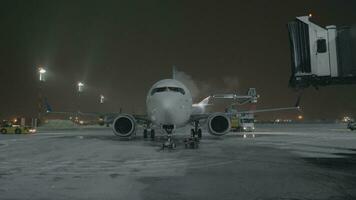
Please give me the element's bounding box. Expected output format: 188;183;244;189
1;0;356;120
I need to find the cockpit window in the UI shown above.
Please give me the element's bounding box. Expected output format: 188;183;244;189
151;87;185;95
168;87;185;95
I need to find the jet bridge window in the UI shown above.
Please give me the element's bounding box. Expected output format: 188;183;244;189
317;39;327;53
151;87;185;95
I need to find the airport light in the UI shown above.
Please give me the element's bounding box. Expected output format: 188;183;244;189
100;95;105;104
38;67;47;82
77;82;84;93
298;115;303;120
342;116;352;123
37;66;47;121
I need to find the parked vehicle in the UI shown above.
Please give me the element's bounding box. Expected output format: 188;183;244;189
347;121;356;131
0;121;36;134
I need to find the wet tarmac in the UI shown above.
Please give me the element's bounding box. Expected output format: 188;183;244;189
0;123;355;200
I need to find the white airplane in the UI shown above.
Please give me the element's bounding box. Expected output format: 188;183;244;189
46;68;300;149
111;77;300;149
112;78;231;148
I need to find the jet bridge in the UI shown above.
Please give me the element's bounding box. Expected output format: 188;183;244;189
287;16;356;88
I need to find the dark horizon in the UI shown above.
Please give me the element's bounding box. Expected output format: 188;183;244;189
1;0;356;120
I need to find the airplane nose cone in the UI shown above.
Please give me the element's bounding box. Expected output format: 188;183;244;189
147;92;191;126
160;99;176;122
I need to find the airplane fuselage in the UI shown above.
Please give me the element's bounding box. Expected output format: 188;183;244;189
146;79;193;128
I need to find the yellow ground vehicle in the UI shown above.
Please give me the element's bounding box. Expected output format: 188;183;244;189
0;122;36;134
230;114;255;132
230;116;240;132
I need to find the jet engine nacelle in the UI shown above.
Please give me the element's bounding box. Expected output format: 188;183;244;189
207;113;231;136
112;114;136;137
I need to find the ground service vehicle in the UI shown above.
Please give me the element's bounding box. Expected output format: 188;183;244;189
0;121;36;134
239;114;255;132
347;121;356;131
230;114;255;132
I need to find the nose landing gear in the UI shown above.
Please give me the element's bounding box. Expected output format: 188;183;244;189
161;125;176;150
143;129;155;140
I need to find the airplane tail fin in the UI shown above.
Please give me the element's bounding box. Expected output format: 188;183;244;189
197;96;211;106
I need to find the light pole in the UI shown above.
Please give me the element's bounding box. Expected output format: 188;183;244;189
39;67;46;82
100;94;105;104
76;82;84;118
77;82;84;93
37;67;47;125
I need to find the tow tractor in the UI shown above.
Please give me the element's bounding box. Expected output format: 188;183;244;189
0;121;36;134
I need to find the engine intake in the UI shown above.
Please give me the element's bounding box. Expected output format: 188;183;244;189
112;114;136;137
207;113;231;136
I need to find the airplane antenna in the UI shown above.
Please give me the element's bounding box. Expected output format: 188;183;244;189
172;65;177;79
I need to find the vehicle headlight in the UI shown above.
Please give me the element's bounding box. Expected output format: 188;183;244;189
29;129;37;133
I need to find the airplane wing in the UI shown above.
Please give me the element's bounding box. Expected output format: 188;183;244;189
44;100;150;125
236;106;300;114
46;110;150;125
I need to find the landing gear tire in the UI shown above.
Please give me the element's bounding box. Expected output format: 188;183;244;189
162;141;176;150
184;137;199;149
150;129;155;140
190;141;198;149
197;129;202;139
143;129;148;139
190;129;195;137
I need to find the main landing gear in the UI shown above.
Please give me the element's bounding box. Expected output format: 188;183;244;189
143;123;155;140
143;129;155;140
184;121;201;149
161;125;176;150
